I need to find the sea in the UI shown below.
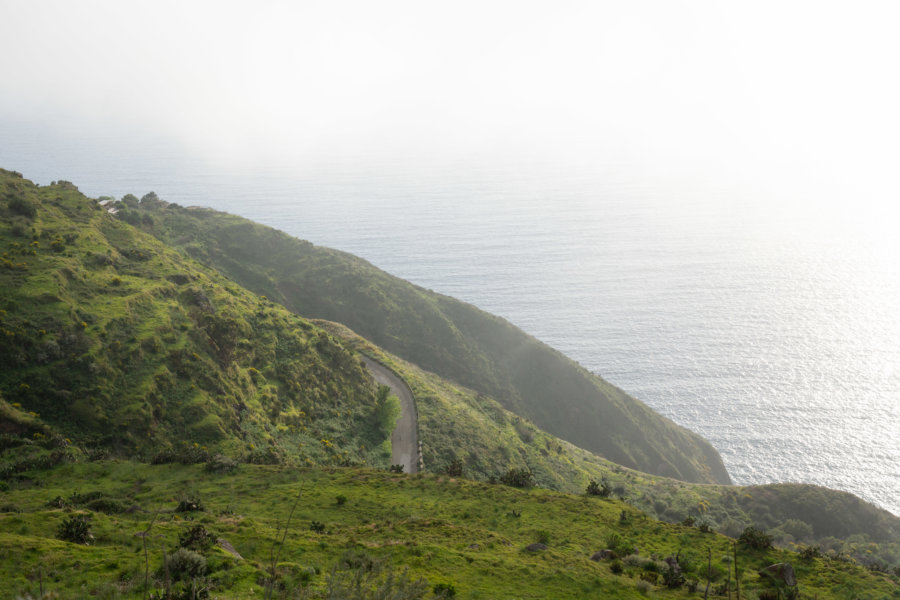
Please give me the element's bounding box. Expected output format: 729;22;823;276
2;121;898;517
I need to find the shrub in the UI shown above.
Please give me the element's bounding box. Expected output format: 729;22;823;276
57;513;93;544
799;545;822;560
179;524;215;553
610;559;624;575
499;468;534;488
635;579;653;595
176;497;204;513
85;497;128;514
586;479;612;497
204;454;238;474
310;521;326;533
662;563;685;588
8;196;36;219
335;494;348;506
433;582;457;598
389;464;405;473
163;548;207;581
445;458;464;477
739;526;773;550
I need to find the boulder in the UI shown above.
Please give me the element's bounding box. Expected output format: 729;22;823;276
759;563;797;587
525;543;548;552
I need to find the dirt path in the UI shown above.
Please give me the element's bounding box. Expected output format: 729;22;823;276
361;356;419;474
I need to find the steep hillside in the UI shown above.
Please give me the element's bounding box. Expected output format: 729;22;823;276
124;198;730;485
2;461;898;600
0;169;394;466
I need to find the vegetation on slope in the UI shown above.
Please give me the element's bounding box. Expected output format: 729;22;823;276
0;169;394;466
319;320;900;571
2;461;898;600
123;197;729;485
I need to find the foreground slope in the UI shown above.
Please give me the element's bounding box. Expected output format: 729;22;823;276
319;320;900;569
0;169;394;465
125;198;730;484
2;462;898;600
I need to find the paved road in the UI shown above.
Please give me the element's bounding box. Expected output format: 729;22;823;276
361;356;418;473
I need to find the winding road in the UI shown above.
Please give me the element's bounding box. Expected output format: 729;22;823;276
361;356;419;473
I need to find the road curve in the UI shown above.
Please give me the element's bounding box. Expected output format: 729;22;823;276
361;356;418;474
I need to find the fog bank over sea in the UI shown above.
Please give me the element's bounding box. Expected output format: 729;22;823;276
2;122;898;516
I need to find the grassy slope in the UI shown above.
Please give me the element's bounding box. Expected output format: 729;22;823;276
126;200;730;485
0;169;392;466
2;461;897;600
318;320;900;569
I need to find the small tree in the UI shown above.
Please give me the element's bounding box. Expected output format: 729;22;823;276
586;479;612;497
738;526;773;550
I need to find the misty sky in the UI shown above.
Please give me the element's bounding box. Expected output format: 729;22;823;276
2;1;900;211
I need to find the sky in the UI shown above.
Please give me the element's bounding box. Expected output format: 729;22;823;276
2;0;900;210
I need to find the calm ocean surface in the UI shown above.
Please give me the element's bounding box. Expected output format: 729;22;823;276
3;123;898;516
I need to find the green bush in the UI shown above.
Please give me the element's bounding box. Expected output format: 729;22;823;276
57;513;93;544
433;582;457;598
499;468;534;488
739;526;773;550
444;458;464;477
204;454;238;474
179;524;215;553
176;497;204;513
586;479;612;497
8;196;36;219
163;548;207;581
610;559;624;575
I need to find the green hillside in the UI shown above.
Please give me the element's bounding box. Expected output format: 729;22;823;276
318;320;900;570
2;461;898;600
2;168;898;597
0;169;394;466
122;198;730;485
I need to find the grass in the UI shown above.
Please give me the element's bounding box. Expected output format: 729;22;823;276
1;461;898;599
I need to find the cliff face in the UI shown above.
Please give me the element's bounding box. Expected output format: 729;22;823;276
127;199;731;484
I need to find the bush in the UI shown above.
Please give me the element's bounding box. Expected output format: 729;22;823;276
176;497;204;513
163;548;207;581
433;582;456;598
739;526;773;550
610;559;624;575
499;468;534;488
799;545;822;560
635;579;653;595
586;479;612;497
179;524;215;552
204;454;238;474
8;196;36;219
445;458;464;477
389;464;405;473
310;521;326;533
335;494;348;506
57;513;93;544
85;497;128;514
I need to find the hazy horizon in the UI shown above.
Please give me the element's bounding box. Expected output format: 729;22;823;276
3;1;900;214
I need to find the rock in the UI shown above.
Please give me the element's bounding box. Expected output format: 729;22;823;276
467;543;480;550
525;543;548;552
218;538;243;560
759;563;797;587
590;549;615;561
